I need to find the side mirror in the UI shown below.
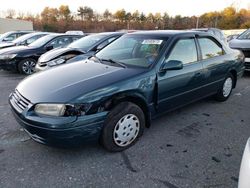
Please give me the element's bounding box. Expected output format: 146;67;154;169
45;45;53;51
160;60;183;72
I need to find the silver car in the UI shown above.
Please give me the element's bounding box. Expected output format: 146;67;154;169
229;29;250;71
238;138;250;188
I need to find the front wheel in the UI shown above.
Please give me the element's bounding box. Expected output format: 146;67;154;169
215;73;234;102
18;58;37;75
101;102;145;152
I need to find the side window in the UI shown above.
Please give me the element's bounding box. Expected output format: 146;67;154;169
4;33;17;41
26;35;39;45
72;37;80;42
97;40;109;50
48;37;72;48
107;37;118;43
97;37;118;50
17;33;26;38
166;38;198;65
198;38;224;60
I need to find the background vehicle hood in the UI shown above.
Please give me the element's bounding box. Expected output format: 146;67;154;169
229;39;250;49
39;47;84;63
0;42;14;49
16;60;146;103
0;46;36;55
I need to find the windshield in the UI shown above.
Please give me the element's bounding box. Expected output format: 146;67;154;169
68;34;107;51
96;35;167;68
28;35;55;47
237;29;250;40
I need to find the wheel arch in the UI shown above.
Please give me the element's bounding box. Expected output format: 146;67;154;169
229;69;237;88
105;93;151;128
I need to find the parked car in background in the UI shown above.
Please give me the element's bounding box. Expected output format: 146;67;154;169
0;30;34;43
0;32;49;49
9;31;244;151
35;32;123;72
0;34;82;75
238;138;250;188
192;28;227;43
227;34;238;42
229;29;250;71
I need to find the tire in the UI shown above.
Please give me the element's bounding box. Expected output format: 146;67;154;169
101;102;145;152
215;73;234;102
18;58;37;75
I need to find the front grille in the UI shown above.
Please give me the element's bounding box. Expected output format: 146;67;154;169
10;90;31;113
242;50;250;58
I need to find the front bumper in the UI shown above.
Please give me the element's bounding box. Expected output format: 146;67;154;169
0;59;17;71
9;96;108;146
238;138;250;188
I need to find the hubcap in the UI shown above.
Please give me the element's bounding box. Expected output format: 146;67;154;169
113;114;140;147
22;60;36;75
223;77;233;97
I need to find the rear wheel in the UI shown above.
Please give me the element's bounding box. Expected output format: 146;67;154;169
18;58;36;75
101;102;145;152
215;73;234;101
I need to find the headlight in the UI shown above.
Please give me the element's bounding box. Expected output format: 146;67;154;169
48;54;76;67
34;103;92;117
35;104;66;117
0;54;17;60
48;58;65;67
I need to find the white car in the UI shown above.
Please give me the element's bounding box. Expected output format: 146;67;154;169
238;138;250;188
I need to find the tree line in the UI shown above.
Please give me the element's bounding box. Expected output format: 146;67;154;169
1;5;250;32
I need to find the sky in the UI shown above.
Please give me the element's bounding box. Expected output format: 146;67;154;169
0;0;249;17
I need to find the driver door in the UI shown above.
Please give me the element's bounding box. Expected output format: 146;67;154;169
157;37;205;112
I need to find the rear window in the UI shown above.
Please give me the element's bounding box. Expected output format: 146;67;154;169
198;38;224;59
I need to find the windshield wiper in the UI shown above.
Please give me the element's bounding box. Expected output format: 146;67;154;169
100;58;126;68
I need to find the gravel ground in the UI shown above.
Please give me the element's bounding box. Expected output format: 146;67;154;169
0;70;249;188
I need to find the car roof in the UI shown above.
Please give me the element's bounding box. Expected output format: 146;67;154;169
22;32;51;36
92;32;124;36
192;28;221;31
10;30;34;33
126;30;207;37
46;33;83;37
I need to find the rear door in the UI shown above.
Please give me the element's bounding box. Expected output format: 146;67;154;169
157;36;205;112
197;36;229;93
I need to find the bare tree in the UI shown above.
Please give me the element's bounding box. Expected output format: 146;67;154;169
6;9;16;19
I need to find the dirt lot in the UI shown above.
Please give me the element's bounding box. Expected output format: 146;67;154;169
0;70;250;188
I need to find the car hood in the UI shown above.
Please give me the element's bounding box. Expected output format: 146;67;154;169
0;46;36;55
0;42;14;48
229;39;250;49
16;60;146;103
39;47;84;63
